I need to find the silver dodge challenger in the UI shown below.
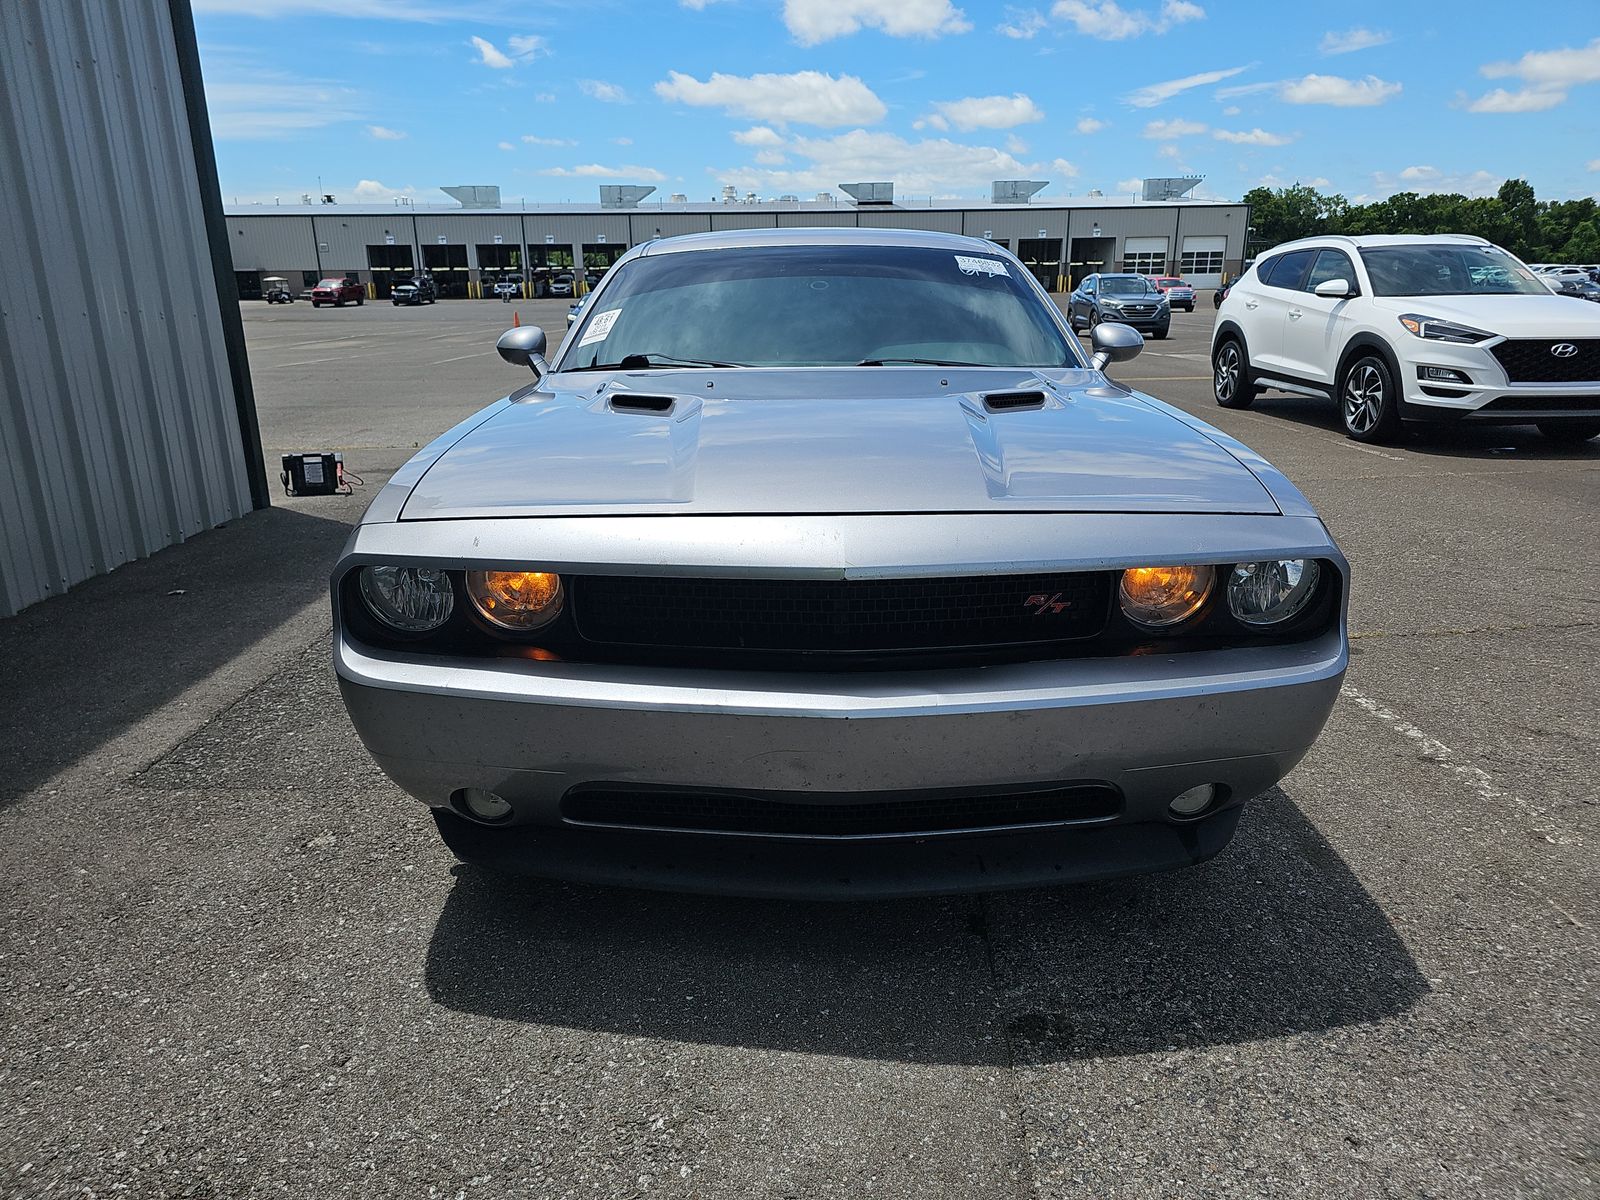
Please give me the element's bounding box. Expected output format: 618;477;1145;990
332;228;1348;897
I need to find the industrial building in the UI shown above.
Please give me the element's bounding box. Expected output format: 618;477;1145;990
225;185;1250;300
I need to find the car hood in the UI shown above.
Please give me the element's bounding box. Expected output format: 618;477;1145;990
1367;293;1600;337
400;368;1279;520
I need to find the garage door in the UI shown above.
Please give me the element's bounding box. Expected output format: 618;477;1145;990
1122;236;1168;277
1180;236;1227;288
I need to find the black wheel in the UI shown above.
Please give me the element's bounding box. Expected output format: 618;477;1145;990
311;301;321;308
355;295;364;306
1340;353;1402;443
1152;327;1169;340
1212;338;1257;409
1536;421;1600;444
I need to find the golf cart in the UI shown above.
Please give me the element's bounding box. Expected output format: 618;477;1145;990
264;276;295;304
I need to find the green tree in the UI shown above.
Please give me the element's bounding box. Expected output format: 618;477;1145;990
1559;219;1600;263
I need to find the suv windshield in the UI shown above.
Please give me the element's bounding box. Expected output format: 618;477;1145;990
1359;245;1549;297
561;245;1079;369
1100;276;1156;296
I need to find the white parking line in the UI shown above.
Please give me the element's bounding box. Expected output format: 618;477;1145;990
1334;439;1407;461
1339;684;1578;845
429;352;484;365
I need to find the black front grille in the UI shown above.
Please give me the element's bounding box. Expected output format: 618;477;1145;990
1116;303;1160;318
1475;394;1600;413
562;784;1122;838
573;572;1111;654
1491;339;1600;383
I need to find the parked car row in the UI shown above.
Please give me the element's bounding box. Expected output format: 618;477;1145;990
1211;233;1599;444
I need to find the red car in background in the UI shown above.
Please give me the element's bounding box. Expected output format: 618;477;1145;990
311;276;365;308
1147;276;1196;312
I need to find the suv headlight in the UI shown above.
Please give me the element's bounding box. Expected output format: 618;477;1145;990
1397;314;1494;344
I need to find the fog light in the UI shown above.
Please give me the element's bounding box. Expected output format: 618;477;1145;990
1168;784;1217;819
458;787;512;823
1420;365;1470;384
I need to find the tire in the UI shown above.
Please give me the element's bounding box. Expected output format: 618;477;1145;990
1536;420;1600;444
1339;352;1402;443
312;301;321;308
356;295;364;306
1152;326;1170;340
1212;337;1257;409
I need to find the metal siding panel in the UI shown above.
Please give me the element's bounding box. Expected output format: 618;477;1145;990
856;211;963;234
228;215;315;272
708;212;780;230
0;0;251;617
629;213;713;239
776;211;855;227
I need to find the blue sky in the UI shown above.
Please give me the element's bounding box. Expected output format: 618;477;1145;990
195;0;1600;207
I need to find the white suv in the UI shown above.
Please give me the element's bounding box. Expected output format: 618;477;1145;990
1211;234;1600;443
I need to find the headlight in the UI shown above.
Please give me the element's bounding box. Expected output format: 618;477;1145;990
1397;314;1493;344
1226;560;1321;627
1118;565;1215;629
359;565;454;632
467;570;564;631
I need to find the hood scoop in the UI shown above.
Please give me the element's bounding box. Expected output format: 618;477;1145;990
610;393;676;415
981;389;1048;413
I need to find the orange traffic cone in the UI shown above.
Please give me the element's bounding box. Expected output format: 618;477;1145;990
513;310;521;327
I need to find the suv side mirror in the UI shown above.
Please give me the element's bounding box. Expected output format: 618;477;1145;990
497;325;549;379
1314;277;1355;299
1089;322;1143;372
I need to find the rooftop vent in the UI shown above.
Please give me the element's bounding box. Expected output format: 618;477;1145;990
992;180;1048;204
599;185;657;209
1142;176;1203;201
840;182;894;206
440;185;501;209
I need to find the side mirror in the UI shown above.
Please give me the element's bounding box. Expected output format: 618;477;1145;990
496;325;549;379
1314;277;1355;299
1089;321;1143;372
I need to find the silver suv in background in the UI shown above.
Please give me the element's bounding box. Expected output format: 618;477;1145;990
1212;234;1600;443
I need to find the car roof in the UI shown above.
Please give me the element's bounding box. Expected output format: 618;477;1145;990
634;225;1006;257
1261;233;1495;254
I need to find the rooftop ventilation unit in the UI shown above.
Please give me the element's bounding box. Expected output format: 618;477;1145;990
840;182;894;205
599;185;656;208
440;185;501;209
1142;176;1203;201
669;193;688;203
992;180;1048;204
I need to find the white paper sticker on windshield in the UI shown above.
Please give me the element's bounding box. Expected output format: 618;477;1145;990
955;255;1009;278
578;307;622;347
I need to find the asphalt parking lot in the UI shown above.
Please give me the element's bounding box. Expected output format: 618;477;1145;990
2;295;1596;1198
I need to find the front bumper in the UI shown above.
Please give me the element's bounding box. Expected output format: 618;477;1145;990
336;628;1345;893
1397;340;1600;422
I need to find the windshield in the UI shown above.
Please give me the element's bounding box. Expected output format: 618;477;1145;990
1359;245;1550;297
317;279;343;288
1101;276;1156;296
559;244;1079;370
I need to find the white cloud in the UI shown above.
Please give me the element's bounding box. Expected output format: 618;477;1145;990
1466;87;1567;113
579;79;630;103
540;163;668;182
507;34;548;58
534;92;557;103
203;71;362;139
928;93;1044;130
1255;173;1331;190
655;70;886;127
497;141;515;151
365;124;406;140
997;7;1047;38
521;134;576;146
755;149;787;165
1050;0;1204;41
352;179;417;201
783;0;972;45
1320;28;1390;55
1222;105;1240;116
612;136;633;146
1050;158;1080;177
1126;64;1249;107
1589;159;1600;172
1114;176;1144;193
1141;118;1208;138
1279;73;1402;106
1371;167;1501;198
732;126;786;146
1483;38;1600;88
1212;126;1295;146
718;129;1033;194
469;36;514;69
1005;133;1029;154
1075;116;1106;133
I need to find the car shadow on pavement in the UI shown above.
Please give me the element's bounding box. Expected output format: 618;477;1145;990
0;506;354;801
424;790;1428;1065
1248;392;1600;459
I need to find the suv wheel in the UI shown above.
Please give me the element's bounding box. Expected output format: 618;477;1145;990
1212;338;1257;409
1536;420;1600;444
1340;353;1402;443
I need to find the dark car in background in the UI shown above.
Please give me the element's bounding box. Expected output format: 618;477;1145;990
1214;259;1256;308
311;276;365;308
391;276;437;306
1067;273;1171;339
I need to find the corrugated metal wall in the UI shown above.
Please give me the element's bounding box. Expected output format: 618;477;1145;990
0;0;258;617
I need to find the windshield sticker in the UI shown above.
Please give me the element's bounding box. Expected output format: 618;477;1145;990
955;255;1009;278
577;307;622;347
